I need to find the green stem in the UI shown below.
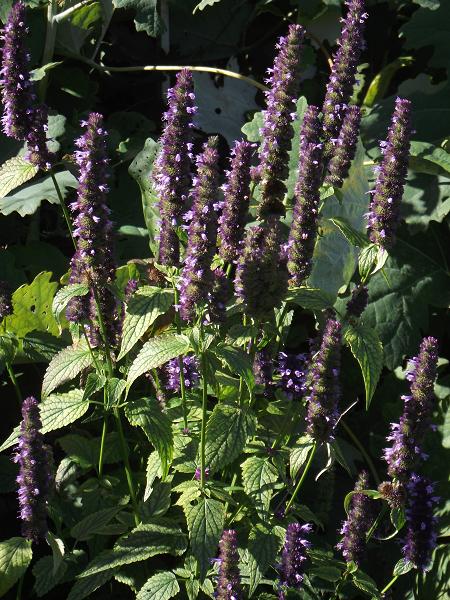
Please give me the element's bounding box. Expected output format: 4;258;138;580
16;574;24;600
92;286;114;378
285;442;317;514
6;363;22;406
53;0;94;23
97;415;108;477
50;170;76;248
114;407;139;525
200;352;208;489
340;420;381;485
173;287;188;430
381;574;399;595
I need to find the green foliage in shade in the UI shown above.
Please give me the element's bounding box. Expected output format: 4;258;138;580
113;0;161;37
70;508;122;541
402;1;450;68
67;569;116;600
241;456;279;521
0;537;32;596
136;571;180;600
247;524;285;597
184;498;224;580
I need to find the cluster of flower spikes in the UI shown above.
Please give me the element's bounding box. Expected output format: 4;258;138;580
321;0;367;161
345;284;369;319
324;104;361;188
13;396;53;542
153;68;196;266
306;317;342;444
0;280;13;319
367;97;412;248
278;522;312;599
178;137;220;322
0;1;52;169
287;105;323;285
256;23;305;218
165;355;200;392
214;529;243;600
337;470;373;565
66;113;119;346
276;351;308;400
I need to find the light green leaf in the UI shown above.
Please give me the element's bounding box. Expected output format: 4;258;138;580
393;557;414;577
118;286;173;359
290;436;314;479
52;284;89;323
45;531;65;576
144;451;162;501
71;507;122;541
30;61;63;81
363;57;414;108
351;569;381;598
328;216;370;248
0;157;38;199
112;0;161;36
0;537;32;596
241;456;278;520
42;341;94;398
106;378;127;408
193;0;222;12
247;524;284;597
286;287;335;310
137;571;180;600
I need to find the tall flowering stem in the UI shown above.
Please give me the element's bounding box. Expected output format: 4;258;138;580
257;24;305;218
325;105;361;188
367;97;412;247
322;0;367;160
153;69;196;265
214;529;243;600
278;523;312;599
13;397;53;542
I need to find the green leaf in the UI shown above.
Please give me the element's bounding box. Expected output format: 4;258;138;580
193;0;222;12
0;537;32;596
127;334;190;390
343;323;383;409
32;555;67;598
247;524;284;597
52;284;89;324
203;404;256;473
290;436;314;479
241;456;278;520
68;570;115;600
118;286;173;359
328;216;370;248
144;451;162;501
30;61;63;82
363;57;414;108
184;498;225;580
46;531;65;575
343;489;382;514
351;569;381;598
21;331;66;363
112;0;161;36
124;399;173;478
402;2;450;68
71;507;122;541
212;346;255;394
408;141;450;178
42;341;94;398
358;243;388;283
137;571;179;600
286;286;335;310
0;157;38;199
393;557;414;577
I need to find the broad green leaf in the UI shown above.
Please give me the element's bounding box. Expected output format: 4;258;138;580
363;57;414;108
32;555;67;598
30;61;63;81
290;435;314;479
401;172;450;230
402;2;450;68
118;286;174;359
137;571;179;600
71;507;122;541
393;557;414;576
112;0;161;36
106;378;127;409
124;398;173;478
212;346;255;394
21;331;67;363
241;456;278;521
184;498;225;579
46;531;65;575
286;287;335;310
127;334;190;390
408;141;450;178
343;323;383;409
0;537;32;596
67;569;115;600
52;284;89;323
328;216;370;248
203;404;256;473
358;243;388;283
144;451;162;501
247;524;284;597
351;569;381;598
0;157;38;199
42;341;94;398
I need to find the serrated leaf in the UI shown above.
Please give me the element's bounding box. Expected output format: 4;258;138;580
0;537;32;596
343;323;383;409
71;507;122;541
127;334;190;390
113;0;161;37
286;287;335;310
106;377;127;408
0;156;38;199
241;456;278;520
52;284;89;323
68;569;115;600
393;557;414;576
184;498;225;580
203;404;256;474
32;555;67;597
144;451;162;501
137;571;179;600
248;524;284;597
351;569;381;598
42;341;94;398
212;346;254;394
118;286;173;359
290;436;314;479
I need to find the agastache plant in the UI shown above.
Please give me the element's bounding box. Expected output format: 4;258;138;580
166;355;200;392
276;351;308;400
278;523;312;599
325;105;361;188
346;284;368;318
214;529;243;600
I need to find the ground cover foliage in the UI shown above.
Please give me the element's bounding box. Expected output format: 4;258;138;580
0;1;449;599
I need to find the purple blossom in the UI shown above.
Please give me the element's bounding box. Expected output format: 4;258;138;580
215;529;242;600
257;24;305;218
218;140;253;263
325;105;361;188
306;318;342;444
322;0;367;159
278;522;312;599
13;397;53;542
346;284;368;318
124;278;138;302
178;137;220;322
383;337;438;482
276;352;308;400
402;474;438;572
195;467;210;481
367;97;412;248
337;470;373;565
166;355;200;392
0;280;13;319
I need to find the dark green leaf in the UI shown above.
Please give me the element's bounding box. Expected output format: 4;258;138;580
247;524;284;596
184;498;224;580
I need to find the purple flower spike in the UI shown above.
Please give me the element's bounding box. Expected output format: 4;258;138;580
346;284;368;318
215;529;242;600
337;471;373;565
276;352;308;400
322;0;367;159
0;280;13;319
383;337;438;482
306;318;342;444
153;69;196;265
218;140;253;263
166;355;200;392
287;105;323;285
278;522;312;599
179;137;220;322
25;105;53;170
325;105;361;188
257;24;305;218
13;397;53;542
402;474;438;572
367;97;412;248
207;268;232;324
235;216;288;320
253;348;273;388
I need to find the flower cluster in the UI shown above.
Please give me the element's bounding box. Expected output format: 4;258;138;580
367;97;412;247
278;522;312;599
166;355;200;392
13;396;53;542
346;284;368;318
0;280;13;319
215;529;242;600
256;24;305;218
325;105;361;188
253;348;273;389
276;351;308;400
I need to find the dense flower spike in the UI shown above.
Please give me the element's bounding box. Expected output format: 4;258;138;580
278;523;312;599
166;355;200;392
346;284;368;318
0;280;13;319
402;474;438;571
208;268;232;323
215;529;242;600
153;69;196;265
66;113;118;345
257;24;305;218
325;105;361;188
383;337;438;481
25;105;53;170
367;98;412;247
276;352;308;400
179;137;220;321
306;318;342;443
235;216;288;320
322;0;367;159
337;471;373;565
287;106;323;285
218;140;253;263
13;397;53;542
253;348;273;388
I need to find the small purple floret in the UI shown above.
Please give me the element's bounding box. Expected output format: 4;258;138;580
278;522;312;599
325;105;361;188
214;529;242;600
276;352;308;400
166;355;200;392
